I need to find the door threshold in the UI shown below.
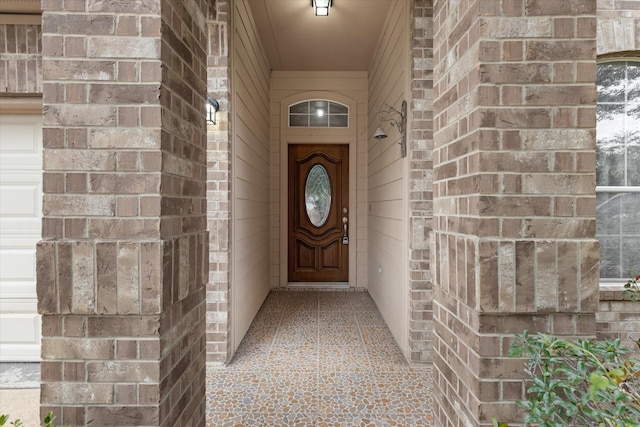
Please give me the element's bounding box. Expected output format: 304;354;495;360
286;282;349;289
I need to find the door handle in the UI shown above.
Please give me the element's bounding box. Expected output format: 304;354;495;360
342;208;349;244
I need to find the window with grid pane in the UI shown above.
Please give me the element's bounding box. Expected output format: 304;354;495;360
289;100;348;128
596;60;640;280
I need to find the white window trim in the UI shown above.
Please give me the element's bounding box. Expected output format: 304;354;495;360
288;99;350;129
596;186;640;193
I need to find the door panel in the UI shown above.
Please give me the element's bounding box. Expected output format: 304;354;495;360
0;115;42;361
288;144;349;282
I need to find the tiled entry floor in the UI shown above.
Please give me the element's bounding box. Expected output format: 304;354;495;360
206;290;434;426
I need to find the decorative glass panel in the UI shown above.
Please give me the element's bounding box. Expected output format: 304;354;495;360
290;115;308;127
290;102;309;114
305;164;331;227
289;100;349;128
330;115;348;127
310;114;329;127
329;102;348;114
311;100;329;115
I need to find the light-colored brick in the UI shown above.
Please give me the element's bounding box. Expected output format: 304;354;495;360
38;1;208;425
433;0;599;425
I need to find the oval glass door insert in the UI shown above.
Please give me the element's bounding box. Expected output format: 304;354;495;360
305;164;331;227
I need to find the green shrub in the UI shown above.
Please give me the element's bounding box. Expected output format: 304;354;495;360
623;273;640;302
0;415;22;427
508;331;640;427
0;412;60;427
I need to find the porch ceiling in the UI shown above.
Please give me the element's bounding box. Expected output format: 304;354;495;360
248;0;393;71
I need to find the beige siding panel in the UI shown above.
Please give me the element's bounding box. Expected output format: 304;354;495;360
369;228;403;261
368;143;404;179
231;0;271;352
369;179;404;204
367;0;409;355
271;71;368;92
368;6;405;101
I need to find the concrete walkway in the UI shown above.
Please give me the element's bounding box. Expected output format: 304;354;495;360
0;363;40;425
0;389;40;426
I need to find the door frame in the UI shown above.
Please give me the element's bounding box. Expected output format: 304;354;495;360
279;92;358;287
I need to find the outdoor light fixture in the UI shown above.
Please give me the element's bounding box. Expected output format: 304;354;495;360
312;0;331;16
206;98;219;124
373;127;387;139
374;100;407;157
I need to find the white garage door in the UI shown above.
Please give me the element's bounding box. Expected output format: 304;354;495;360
0;114;42;361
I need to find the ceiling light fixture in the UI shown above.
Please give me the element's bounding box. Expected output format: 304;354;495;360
312;0;331;16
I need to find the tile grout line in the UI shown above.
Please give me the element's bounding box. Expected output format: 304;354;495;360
205;290;434;425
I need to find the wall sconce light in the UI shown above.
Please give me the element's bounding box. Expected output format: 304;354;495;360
373;127;387;139
312;0;331;16
207;98;220;124
374;100;407;157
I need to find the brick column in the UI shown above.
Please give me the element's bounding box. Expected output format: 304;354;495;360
37;1;208;425
432;1;598;425
205;0;232;364
409;0;435;363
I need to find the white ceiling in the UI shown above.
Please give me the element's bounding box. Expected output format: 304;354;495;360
248;0;393;71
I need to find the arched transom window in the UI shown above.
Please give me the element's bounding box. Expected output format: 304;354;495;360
289;100;349;128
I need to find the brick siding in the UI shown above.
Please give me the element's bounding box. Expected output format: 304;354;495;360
597;0;640;55
0;22;42;93
409;0;435;363
8;0;639;424
597;289;640;356
431;0;599;425
36;0;209;425
205;0;231;364
157;1;209;425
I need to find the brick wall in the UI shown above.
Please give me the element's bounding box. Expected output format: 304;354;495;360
597;289;640;355
158;0;209;425
597;0;640;55
37;0;209;425
432;0;599;425
0;22;42;93
409;0;435;363
205;0;231;364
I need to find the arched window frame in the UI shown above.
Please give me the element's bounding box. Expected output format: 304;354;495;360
288;100;349;128
596;58;640;283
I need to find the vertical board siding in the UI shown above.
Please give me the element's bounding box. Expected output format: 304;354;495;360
232;0;271;351
367;0;409;354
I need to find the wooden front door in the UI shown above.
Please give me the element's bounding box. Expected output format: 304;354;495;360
288;144;349;282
